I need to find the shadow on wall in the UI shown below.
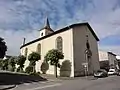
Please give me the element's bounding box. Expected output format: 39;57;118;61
100;61;109;71
60;60;71;77
0;72;47;85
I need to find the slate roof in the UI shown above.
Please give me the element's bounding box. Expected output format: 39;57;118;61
20;22;99;49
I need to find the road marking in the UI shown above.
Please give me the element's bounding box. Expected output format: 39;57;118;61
25;83;62;90
23;83;31;85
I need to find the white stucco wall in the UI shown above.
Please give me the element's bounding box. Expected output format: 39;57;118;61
99;51;108;61
108;53;116;67
99;51;117;69
21;28;74;77
73;25;100;76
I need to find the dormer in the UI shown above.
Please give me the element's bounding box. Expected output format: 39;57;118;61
39;17;54;38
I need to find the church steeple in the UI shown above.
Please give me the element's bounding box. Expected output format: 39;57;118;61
39;17;54;38
44;17;50;29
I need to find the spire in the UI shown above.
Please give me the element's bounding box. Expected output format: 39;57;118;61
44;16;50;29
23;37;26;45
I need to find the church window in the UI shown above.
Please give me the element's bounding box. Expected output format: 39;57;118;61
56;36;63;52
41;33;43;36
37;43;41;59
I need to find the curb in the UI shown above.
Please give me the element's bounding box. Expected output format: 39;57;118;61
0;85;16;90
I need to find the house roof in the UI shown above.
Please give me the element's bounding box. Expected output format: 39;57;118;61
20;22;99;49
38;17;54;32
108;52;116;56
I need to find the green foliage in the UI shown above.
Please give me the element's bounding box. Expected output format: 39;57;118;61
2;59;8;70
8;57;16;71
44;49;64;77
28;52;40;73
30;72;40;76
0;37;7;58
44;49;64;66
16;55;26;72
60;60;71;77
0;59;8;70
17;55;26;66
16;66;20;72
0;59;2;68
25;66;33;74
28;52;40;62
41;61;49;74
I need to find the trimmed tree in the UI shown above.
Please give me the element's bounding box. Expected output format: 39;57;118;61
8;57;16;71
28;52;40;73
44;49;64;78
16;55;26;72
2;59;9;70
0;37;7;58
41;61;49;74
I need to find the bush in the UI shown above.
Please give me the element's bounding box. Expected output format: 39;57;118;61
8;57;16;71
16;66;20;72
2;59;8;70
41;61;49;74
60;60;71;77
28;52;41;73
25;66;33;74
30;72;40;76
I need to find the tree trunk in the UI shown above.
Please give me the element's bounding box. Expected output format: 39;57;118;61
55;64;57;78
33;66;35;73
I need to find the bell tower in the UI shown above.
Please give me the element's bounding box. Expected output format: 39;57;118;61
39;17;54;38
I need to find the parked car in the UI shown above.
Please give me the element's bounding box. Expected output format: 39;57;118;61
94;69;108;78
116;70;120;76
108;69;116;75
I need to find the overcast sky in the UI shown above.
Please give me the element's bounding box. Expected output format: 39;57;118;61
0;0;120;56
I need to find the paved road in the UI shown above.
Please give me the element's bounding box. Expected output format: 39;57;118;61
12;75;120;90
0;71;46;90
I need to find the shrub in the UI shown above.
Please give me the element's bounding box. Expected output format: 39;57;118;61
8;57;16;71
30;72;40;76
16;66;20;72
44;49;64;77
28;52;40;73
60;60;71;77
2;59;8;70
41;61;49;74
25;66;33;74
16;55;26;72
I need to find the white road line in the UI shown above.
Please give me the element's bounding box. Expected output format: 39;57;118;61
25;83;62;90
23;83;31;85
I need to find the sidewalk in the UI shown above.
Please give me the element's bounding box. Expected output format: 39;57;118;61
0;85;16;90
41;74;97;81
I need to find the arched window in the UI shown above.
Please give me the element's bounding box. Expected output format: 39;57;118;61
24;48;28;57
36;43;41;54
56;36;63;52
36;43;41;59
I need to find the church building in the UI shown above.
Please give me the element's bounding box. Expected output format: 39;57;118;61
20;18;100;77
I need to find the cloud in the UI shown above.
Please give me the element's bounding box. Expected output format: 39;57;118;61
0;29;38;56
100;35;120;46
99;45;120;56
0;0;120;55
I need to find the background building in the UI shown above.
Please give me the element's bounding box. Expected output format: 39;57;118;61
99;51;118;71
